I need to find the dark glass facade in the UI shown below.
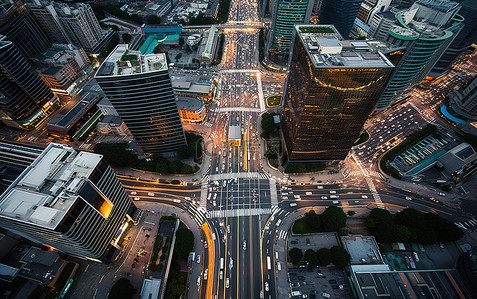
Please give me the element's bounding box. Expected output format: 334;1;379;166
96;69;187;155
0;0;51;57
282;36;393;161
319;0;363;39
0;40;56;127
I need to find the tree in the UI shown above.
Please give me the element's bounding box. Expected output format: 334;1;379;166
304;249;319;268
330;246;350;268
304;210;321;232
156;158;170;174
289;248;302;265
425;213;463;242
316;248;332;266
146;15;162;24
93;142;136;167
347;211;356;216
174;228;194;258
175;53;182;60
108;278;135;299
169;160;183;173
261;113;275;133
321;206;347;232
122;33;132;44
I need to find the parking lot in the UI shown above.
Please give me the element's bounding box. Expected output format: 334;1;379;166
287;233;351;298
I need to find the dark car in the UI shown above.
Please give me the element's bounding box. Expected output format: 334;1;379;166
134;258;139;262
332;285;339;290
329;279;336;284
307;268;314;272
291;240;298;244
132;264;136;268
306;238;311;245
298;276;306;280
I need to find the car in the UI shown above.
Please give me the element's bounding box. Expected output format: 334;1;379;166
439;242;445;248
306;238;310;245
291;240;298;244
329;190;336;194
134;197;140;201
226;278;230;288
321;196;328;200
227;225;231;233
229;258;233;269
332;285;339;290
405;197;412;201
243;240;247;250
197;276;201;286
204;241;208;248
361;195;368;199
220;270;223;280
147;192;154;196
204;269;208;280
197;255;201;264
130;192;137;195
329;279;336;284
265;282;269;291
317;186;323;189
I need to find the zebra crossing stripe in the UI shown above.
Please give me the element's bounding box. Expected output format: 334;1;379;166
206;208;272;218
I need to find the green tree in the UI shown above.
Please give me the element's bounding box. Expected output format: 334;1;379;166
108;278;135;299
330;246;350;268
93;142;135;167
316;248;332;266
261;113;275;133
146;15;162;24
181;163;193;174
321;206;347;232
175;53;182;60
169;160;183;173
174;228;194;258
289;248;302;265
304;249;319;268
425;213;463;242
304;210;321;231
156;158;170;173
122;33;132;43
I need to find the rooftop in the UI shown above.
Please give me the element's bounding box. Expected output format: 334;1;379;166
96;44;168;78
341;235;384;265
0;143;103;230
176;96;204;112
296;25;394;69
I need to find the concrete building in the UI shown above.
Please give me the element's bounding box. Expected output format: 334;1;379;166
95;45;186;155
0;142;42;170
171;74;216;101
375;0;464;109
447;76;477;122
356;0;392;24
97;97;119;117
176;96;206;123
96;115;129;136
367;10;395;40
197;25;219;64
0;38;58;129
30;1;110;51
140;278;161;299
281;25;394;161
31;44;90;71
0;143;134;262
38;65;78;95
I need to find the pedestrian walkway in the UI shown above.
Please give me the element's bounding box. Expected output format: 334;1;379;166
188;203;207;225
256;72;265;112
277;229;288;240
351;154;385;209
206;208;272;218
200;182;208;210
347;170;385;179
218;107;261;112
220;69;259;73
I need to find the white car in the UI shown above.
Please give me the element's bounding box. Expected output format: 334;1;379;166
321;196;328;200
226;278;230;288
134;197;141;201
243;240;247;250
147;192;154;196
265;282;269;291
317;186;323;189
130;191;137;195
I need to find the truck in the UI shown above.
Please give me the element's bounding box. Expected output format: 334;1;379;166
267;256;271;270
291;291;302;296
220;258;224;270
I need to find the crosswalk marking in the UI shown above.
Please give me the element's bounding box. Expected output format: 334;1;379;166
219;69;259;73
270;178;278;207
219;107;262;112
189;203;206;225
278;229;287;240
206;208;272;218
347;170;384;179
209;172;263;181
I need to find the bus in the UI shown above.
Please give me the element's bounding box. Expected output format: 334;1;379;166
266;256;271;270
220;258;224;270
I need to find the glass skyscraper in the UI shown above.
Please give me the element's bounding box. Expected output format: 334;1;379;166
282;25;394;161
375;0;464;109
269;0;314;55
319;0;363;39
0;38;57;129
95;45;187;155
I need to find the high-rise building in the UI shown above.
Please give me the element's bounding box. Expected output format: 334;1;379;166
433;0;477;74
0;143;134;262
30;1;109;51
357;0;392;24
0;0;51;57
447;76;477;121
0;37;58;129
95;45;187;155
310;0;323;24
269;0;314;56
375;0;464;110
282;25;394;161
319;0;363;39
368;10;396;40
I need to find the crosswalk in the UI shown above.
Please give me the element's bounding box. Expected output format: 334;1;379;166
206;208;272;218
365;177;384;209
455;218;477;230
220;69;259;73
208;172;269;181
277;229;288;240
201;122;213;127
189;202;207;225
347;170;385;179
270;178;278;207
219;107;262;112
200;181;208;210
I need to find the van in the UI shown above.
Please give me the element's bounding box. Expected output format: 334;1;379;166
306;192;312;195
290;203;297;207
220;270;223;280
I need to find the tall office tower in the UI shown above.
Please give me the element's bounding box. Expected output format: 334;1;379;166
433;0;477;74
357;0;392;24
375;0;463;110
447;76;477;121
0;38;58;129
0;143;134;262
319;0;363;39
95;45;187;155
282;25;394;161
30;1;107;51
0;0;51;57
368;10;395;40
269;0;314;57
310;0;323;24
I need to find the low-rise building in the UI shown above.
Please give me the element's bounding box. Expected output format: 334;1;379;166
176;97;205;123
197;25;219;64
97;115;130;136
171;74;216;101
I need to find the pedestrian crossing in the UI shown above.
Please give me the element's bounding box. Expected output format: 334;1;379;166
270;178;278;207
219;107;262;112
208;172;269;181
206;208;272;218
347;170;385;179
201;122;213;127
189;202;207;225
365;177;384;209
200;181;208;210
220;69;260;73
455;218;477;230
277;229;288;240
